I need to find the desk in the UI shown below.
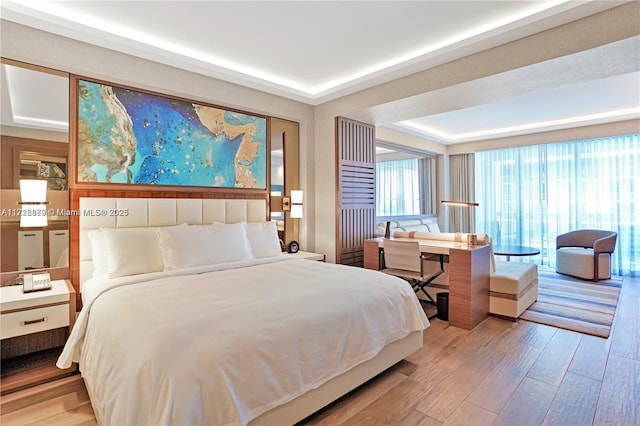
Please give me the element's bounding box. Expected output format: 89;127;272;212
493;245;540;261
364;238;490;330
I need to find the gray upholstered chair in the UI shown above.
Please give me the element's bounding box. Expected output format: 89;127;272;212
556;230;617;281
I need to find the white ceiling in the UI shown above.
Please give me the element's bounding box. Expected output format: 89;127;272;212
1;63;69;132
394;73;640;144
1;1;639;145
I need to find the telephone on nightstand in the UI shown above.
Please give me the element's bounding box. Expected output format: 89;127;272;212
22;272;52;293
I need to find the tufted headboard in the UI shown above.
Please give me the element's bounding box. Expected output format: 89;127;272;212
78;197;267;289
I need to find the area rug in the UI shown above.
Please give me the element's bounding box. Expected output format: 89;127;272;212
520;267;623;338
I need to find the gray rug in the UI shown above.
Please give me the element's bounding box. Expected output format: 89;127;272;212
520;268;623;338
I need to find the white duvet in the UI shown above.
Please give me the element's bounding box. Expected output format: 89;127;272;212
58;257;429;425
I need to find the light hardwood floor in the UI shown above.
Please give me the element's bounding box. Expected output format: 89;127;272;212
1;276;638;426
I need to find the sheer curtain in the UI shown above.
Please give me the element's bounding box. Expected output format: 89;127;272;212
376;159;421;216
448;154;475;232
475;133;639;276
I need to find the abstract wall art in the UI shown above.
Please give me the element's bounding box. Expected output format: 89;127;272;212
75;78;267;189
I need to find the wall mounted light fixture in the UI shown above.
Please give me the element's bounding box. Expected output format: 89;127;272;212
270;190;303;218
290;190;303;219
441;199;479;244
19;179;48;227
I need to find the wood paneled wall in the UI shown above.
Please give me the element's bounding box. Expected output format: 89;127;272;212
335;117;376;267
1;136;68;189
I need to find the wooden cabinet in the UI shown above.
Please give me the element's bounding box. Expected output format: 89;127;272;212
1;222;68;272
447;246;490;330
17;230;44;270
0;280;76;394
49;229;69;267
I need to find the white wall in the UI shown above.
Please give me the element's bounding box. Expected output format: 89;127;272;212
2;2;638;263
1;19;316;249
312;3;638;261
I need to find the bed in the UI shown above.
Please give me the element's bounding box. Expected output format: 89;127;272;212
57;197;429;425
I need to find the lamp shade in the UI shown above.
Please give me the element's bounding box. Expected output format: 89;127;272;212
19;179;48;227
20;205;48;227
20;179;47;202
290;190;303;204
290;204;303;219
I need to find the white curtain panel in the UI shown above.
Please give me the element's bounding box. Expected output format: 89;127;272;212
376;159;422;217
448;153;475;233
475;133;639;276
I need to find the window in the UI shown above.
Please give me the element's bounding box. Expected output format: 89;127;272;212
376;144;436;217
475;133;639;276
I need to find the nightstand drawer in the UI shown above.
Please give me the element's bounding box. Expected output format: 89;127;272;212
1;304;69;340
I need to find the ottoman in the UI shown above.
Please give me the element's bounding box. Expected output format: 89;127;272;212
490;261;538;319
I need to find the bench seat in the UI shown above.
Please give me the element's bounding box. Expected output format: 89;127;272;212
490;261;538;319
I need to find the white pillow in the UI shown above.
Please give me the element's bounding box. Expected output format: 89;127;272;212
157;223;218;271
101;227;164;278
208;222;254;263
87;229;108;277
245;221;282;258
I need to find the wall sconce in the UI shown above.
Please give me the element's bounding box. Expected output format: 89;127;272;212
290;190;303;219
19;179;48;227
270;190;303;218
441;199;479;244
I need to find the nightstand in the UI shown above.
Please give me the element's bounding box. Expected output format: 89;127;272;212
283;251;325;261
0;280;76;394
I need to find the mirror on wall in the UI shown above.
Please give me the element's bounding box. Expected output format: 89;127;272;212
270;118;300;245
270;132;285;240
0;60;70;274
375;142;438;218
19;152;67;190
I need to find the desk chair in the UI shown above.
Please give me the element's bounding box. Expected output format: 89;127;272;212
381;239;444;318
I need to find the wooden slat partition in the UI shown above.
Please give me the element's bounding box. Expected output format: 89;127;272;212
335;117;375;267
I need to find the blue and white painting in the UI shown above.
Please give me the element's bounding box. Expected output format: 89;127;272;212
76;79;266;188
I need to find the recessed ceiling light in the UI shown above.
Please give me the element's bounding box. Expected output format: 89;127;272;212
6;0;571;96
313;0;571;95
13;115;68;131
399;107;640;142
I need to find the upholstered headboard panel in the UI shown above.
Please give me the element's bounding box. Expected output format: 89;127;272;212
79;197;267;287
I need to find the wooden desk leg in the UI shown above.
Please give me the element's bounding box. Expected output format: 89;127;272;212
364;240;381;270
448;245;490;330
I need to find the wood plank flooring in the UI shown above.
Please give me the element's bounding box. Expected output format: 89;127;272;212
1;276;637;425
